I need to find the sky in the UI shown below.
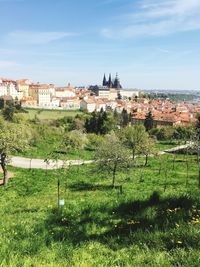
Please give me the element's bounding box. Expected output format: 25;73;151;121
0;0;200;89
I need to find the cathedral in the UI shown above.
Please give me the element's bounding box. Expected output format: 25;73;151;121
102;73;122;89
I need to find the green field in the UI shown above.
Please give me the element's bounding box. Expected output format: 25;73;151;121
24;108;82;120
0;154;200;266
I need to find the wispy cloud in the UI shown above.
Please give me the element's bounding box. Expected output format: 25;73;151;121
101;0;200;38
6;31;76;45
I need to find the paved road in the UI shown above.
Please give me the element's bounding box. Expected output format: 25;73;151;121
10;157;94;170
9;143;192;170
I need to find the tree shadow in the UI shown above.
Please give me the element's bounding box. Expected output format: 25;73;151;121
68;182;115;191
45;193;199;250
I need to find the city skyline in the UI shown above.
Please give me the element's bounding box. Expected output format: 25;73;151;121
0;0;200;89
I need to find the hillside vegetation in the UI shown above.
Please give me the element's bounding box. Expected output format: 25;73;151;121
0;154;200;266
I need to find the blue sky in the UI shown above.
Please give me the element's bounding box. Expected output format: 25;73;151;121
0;0;200;89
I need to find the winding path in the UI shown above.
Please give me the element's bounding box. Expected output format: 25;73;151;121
10;157;94;170
8;143;192;170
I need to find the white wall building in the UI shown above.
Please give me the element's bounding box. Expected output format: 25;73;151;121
55;87;76;98
0;80;8;96
119;89;140;99
38;89;51;106
51;97;60;107
80;99;96;112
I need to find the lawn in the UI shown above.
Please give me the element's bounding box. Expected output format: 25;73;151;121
15;136;94;160
0;154;200;266
15;141;178;161
24;108;82;120
154;140;181;152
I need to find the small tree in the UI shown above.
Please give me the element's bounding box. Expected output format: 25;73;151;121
138;138;155;166
120;108;129;128
95;132;131;188
0;123;29;185
2;104;15;121
122;125;149;161
63;130;88;151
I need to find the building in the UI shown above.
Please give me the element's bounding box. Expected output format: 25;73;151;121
20;96;37;107
0;79;8;96
89;85;110;99
55;84;76;98
80;98;96;112
29;83;52;106
16;79;31;97
118;89;140;99
60;97;81;110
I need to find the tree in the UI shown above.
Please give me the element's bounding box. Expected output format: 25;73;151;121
144;111;154;131
95;132;131;188
122;125;149;161
138;138;155;166
62;130;88;152
85;111;116;135
121;108;129;128
2;104;15;121
86;133;104;151
0;123;29;185
192;119;200;188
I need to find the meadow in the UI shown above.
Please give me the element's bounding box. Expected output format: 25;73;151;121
24;108;82;120
0;154;200;267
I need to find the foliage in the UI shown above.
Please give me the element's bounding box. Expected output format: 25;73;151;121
62;130;88;151
85;110;116;135
137;137;156;166
95;132;131;187
120;108;130;128
86;133;104;151
150;126;193;141
1;101;26;121
144;111;154;131
122;125;149;160
0;122;29;185
2;104;15;121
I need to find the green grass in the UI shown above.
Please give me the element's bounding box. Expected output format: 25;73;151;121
16;138;94;160
0;154;200;266
24;108;82;120
16;137;179;161
154;140;181;152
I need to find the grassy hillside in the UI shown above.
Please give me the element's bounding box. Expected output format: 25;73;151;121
0;154;200;266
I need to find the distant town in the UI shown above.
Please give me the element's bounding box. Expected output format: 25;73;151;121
0;73;199;127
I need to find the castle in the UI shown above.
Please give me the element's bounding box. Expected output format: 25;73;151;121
102;73;122;89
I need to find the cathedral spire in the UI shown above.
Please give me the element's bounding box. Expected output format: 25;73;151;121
114;72;122;89
103;73;107;86
108;73;112;88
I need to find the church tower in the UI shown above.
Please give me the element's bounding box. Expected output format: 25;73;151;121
108;73;113;88
113;73;122;89
102;74;107;86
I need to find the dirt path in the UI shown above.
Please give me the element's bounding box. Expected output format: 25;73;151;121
0;170;15;185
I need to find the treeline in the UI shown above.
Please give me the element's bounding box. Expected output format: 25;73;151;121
0;98;27;121
150;126;193;141
57;108;132;134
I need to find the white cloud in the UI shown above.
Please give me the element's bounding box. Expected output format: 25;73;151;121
101;0;200;38
7;31;76;45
